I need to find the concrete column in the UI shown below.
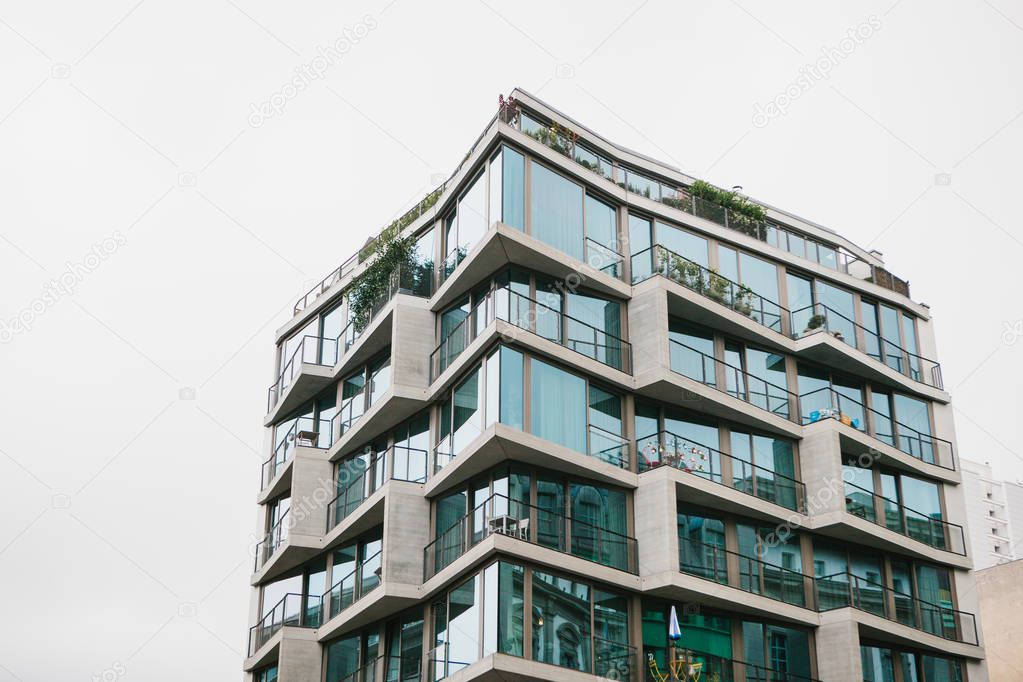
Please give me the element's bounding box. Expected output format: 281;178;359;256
391;296;435;389
277;629;322;681
798;426;845;519
382;482;431;585
634;471;679;576
289;447;334;540
814;619;861;682
628;283;669;377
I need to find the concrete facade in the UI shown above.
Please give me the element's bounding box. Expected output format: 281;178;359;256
975;559;1023;682
244;89;988;682
962;459;1023;569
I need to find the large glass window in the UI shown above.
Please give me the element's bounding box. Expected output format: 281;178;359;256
677;506;726;582
531;163;584;260
893;393;934;462
658;221;709;267
385;612;423;682
532;571;592;673
432;562;524;679
531;358;587;452
730;429;798;509
668;319;715;385
742;621;812;680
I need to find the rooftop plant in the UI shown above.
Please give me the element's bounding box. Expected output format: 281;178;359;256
349;232;417;330
688;180;768;239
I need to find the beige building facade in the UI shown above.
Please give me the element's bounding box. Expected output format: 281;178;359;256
244;89;987;682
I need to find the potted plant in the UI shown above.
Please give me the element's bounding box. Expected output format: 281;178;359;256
804;314;827;335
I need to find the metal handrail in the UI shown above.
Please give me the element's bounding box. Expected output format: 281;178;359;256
799;385;956;470
634;245;789;334
815;572;979;645
668;338;798;422
247;592;322;655
323;548;382;620
641;430;805;512
423;492;638;580
429;284;633;381
254;508;290;570
678;536;814;610
843;479;966;554
262;416;327;489
326;452;385;532
668;650;823;682
791;302;943;389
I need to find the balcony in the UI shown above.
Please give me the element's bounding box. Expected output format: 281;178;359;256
429;285;632;382
423;493;638;580
678;537;815;611
844;480;966;555
639;431;805;512
814;572;979;645
429;639;637;682
248;592;321;656
791;302;943;390
667;338;798;425
433;422;630;476
268;267;422;418
266;334;336;417
262;417;328;491
324;549;381;621
254;509;289;571
326;445;428;533
662;652;822;682
800;386;956;470
634;245;788;335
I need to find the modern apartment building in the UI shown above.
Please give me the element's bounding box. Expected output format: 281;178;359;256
244;88;987;682
961;459;1023;569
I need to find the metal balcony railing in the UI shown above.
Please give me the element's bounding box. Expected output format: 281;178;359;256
633;245;788;334
423;493;637;580
678;536;814;610
324;549;381;620
432;422;629;475
668;338;798;423
254;508;290;570
271;267;419;412
662;651;822;682
261;416;328;489
800;386;956;470
814;572;979;645
325;446;428;533
844;480;966;554
791;302;943;389
429;285;632;382
640;430;805;512
247;592;321;655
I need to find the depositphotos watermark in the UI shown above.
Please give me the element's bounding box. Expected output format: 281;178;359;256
248;15;378;128
0;231;127;344
752;16;882;128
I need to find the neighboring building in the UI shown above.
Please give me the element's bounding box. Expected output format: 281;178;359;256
243;89;988;682
961;459;1023;569
975;559;1023;682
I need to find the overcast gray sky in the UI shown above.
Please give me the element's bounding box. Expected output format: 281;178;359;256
1;1;1021;680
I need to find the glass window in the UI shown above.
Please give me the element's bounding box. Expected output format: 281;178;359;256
368;355;391;407
410;227;436;297
893;393;934;463
678;506;726;581
861;646;896;682
731;429;797;509
531;162;584;260
860;300;882;360
452;369;481;454
816;281;856;345
920;655;962;682
628;214;654;284
658;222;708;268
502;147;525;230
668;319;715;385
570;484;628;569
901;476;944;547
880;304;904;373
530;359;587;453
447;575;480;672
593;589;630;679
386;613;423;682
585;195;617;251
742;622;811;680
843;464;876;522
325;634;363;682
566;292;622;367
458;171;487;254
532;571;592;673
588;386;624;465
